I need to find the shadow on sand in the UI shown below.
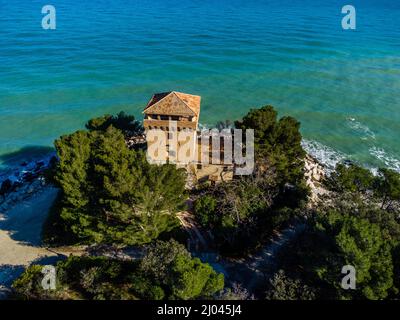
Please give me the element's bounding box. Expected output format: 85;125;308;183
0;187;59;246
31;253;68;267
0;145;58;246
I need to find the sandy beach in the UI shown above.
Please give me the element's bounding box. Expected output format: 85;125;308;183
0;187;60;298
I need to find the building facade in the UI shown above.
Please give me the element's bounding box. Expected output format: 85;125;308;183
143;91;236;183
143;91;201;164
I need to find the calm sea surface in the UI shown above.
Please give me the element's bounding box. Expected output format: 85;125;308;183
1;0;399;171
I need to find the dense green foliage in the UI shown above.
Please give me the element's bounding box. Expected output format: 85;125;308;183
194;176;277;254
316;212;394;299
12;240;224;300
35;108;400;300
326;163;400;211
139;240;224;299
375;168;400;210
85;111;143;136
46;123;187;245
265;270;317;300
193;105;308;255
275;211;396;300
326;163;375;193
235;105;306;186
194;171;308;255
193;195;218;228
270;163;400;300
12;265;58;300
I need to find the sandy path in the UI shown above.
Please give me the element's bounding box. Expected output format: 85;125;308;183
177;211;209;250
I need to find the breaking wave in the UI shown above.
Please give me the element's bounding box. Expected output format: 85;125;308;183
369;146;400;173
302;139;400;174
346;117;376;141
301;139;346;171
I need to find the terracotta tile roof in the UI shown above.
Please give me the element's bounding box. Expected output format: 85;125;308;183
174;92;201;117
145;92;170;110
143;91;201;117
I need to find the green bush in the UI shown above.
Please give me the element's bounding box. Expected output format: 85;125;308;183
265;270;317;300
200;178;275;255
326;164;400;211
12;265;46;300
13;241;224;300
325;163;375;193
375;168;400;210
194;195;217;227
275;211;396;300
140;240;224;299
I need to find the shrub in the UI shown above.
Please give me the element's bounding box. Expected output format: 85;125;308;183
325;163;375;193
315;212;394;300
375;168;400;210
13;242;224;301
12;265;46;299
265;270;317;300
194;195;217;227
140;240;224;299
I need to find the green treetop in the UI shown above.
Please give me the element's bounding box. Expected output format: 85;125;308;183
235;105;305;186
52;125;187;245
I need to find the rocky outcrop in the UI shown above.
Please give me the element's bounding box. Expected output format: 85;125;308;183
304;154;328;205
125;134;146;149
0;156;55;213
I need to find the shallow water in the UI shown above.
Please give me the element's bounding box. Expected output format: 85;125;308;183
1;0;399;171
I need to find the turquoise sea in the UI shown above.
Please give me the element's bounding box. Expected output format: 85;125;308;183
1;0;399;173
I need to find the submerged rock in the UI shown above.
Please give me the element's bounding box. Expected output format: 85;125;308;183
0;179;13;196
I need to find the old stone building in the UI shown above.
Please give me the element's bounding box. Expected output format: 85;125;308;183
143;91;234;184
143;91;201;131
143;91;200;164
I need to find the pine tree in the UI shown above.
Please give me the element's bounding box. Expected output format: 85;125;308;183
316;212;394;300
235;105;305;186
52;125;186;245
140;240;224;299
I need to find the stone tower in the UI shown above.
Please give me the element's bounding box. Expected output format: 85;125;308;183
143;91;201;164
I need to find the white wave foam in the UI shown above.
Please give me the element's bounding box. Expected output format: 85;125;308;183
369;146;400;173
301;139;346;171
346;117;376;140
198;123;210;130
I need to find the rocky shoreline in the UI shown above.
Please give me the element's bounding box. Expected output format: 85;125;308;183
0;155;55;213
